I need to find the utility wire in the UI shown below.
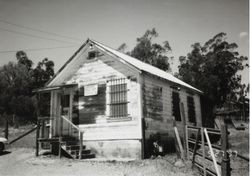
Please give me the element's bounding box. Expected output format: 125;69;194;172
0;27;81;45
0;18;82;42
0;45;79;54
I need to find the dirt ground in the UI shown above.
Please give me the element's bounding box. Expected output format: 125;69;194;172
0;148;199;176
0;125;200;176
228;123;249;176
0;124;249;176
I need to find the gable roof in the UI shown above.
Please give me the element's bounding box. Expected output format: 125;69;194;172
91;40;202;94
46;39;202;94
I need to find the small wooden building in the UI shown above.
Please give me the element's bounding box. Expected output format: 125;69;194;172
36;39;203;160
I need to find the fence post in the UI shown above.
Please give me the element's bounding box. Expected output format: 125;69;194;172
4;115;8;139
221;116;230;176
36;93;40;157
180;102;187;159
201;127;207;176
204;128;221;176
36;120;40;157
192;128;201;167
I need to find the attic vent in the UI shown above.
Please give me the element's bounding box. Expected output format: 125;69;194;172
88;50;96;59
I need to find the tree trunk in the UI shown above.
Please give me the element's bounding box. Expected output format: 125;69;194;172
13;114;19;129
4;114;8;139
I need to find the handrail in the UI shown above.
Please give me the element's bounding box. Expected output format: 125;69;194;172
8;126;37;145
61;115;81;132
60;115;83;159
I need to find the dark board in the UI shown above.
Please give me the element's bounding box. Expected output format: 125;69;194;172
143;85;163;121
187;96;196;124
172;91;181;121
72;91;79;125
78;84;106;124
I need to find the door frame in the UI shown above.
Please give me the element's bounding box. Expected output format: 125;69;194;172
54;88;74;136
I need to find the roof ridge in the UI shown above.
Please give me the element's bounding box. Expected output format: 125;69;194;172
90;39;202;94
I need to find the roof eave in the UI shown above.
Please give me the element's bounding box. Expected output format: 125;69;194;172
44;39;89;87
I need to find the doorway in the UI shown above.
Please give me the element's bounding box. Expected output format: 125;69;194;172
61;94;71;136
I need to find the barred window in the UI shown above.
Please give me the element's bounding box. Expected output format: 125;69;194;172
108;78;128;118
172;91;181;121
187;96;196;124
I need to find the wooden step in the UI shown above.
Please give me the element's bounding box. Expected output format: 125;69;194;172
65;141;79;145
38;138;59;143
76;153;95;159
62;136;78;141
69;149;91;155
66;145;86;150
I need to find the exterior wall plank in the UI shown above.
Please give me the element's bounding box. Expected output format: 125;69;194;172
142;73;202;157
62;47;141;156
48;42;202;159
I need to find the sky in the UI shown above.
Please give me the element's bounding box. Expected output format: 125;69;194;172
0;0;249;84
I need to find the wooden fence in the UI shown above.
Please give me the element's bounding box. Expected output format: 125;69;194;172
185;115;236;176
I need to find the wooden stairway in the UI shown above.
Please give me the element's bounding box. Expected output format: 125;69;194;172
37;115;95;159
60;137;95;159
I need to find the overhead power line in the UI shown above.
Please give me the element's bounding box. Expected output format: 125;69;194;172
0;45;79;54
0;27;81;45
0;18;82;42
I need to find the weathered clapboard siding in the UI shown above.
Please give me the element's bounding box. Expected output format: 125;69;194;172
193;94;202;126
59;45;142;143
142;74;173;134
65;46;138;86
142;73;202;156
44;39;203;160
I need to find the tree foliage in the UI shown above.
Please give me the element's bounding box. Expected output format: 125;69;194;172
16;51;33;70
178;32;248;125
32;58;54;89
0;62;34;120
119;28;172;71
0;51;54;124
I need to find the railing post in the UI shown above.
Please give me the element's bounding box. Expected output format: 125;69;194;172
58;136;62;158
221;116;230;176
60;108;63;137
79;132;83;160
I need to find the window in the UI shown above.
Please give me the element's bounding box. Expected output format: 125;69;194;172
87;50;96;59
108;78;128;119
172;91;181;121
187;96;196;124
61;94;70;108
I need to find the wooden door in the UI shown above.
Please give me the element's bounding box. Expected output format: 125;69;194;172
61;94;71;136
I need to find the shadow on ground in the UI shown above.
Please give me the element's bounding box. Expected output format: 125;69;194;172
0;151;11;156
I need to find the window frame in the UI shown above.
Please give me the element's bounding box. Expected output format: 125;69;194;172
187;95;196;124
171;90;181;121
106;78;131;121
